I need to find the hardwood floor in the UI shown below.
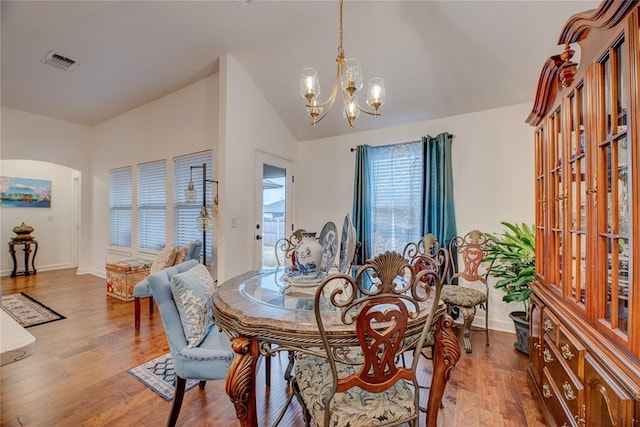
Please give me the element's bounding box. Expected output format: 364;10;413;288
1;269;547;426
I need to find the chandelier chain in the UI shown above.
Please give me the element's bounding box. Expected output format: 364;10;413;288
338;0;344;57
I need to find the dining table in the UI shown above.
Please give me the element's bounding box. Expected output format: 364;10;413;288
211;267;461;427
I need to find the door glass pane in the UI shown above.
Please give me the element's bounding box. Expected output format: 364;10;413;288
615;40;627;131
262;164;286;268
603;53;612;135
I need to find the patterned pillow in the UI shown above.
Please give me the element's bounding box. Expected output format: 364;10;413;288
173;243;190;265
150;245;178;274
170;264;215;348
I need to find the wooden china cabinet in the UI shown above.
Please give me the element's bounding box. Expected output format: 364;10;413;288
526;1;640;425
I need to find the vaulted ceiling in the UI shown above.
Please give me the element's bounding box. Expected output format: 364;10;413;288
1;1;600;142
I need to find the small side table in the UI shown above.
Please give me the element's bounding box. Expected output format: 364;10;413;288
8;239;38;278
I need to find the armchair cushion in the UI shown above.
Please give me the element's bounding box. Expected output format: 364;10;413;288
170;264;215;348
150;245;178;274
174;245;189;265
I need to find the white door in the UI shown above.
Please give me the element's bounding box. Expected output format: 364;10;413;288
254;152;293;269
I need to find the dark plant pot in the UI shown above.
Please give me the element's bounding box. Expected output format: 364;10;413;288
509;311;530;355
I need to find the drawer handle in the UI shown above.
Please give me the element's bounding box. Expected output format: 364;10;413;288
544;319;554;333
543;348;554;364
563;382;576;400
561;344;574;360
543;383;552;399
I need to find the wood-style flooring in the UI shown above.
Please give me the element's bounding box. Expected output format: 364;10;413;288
1;268;547;426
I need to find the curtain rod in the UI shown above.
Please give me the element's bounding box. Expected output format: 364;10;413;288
349;133;455;152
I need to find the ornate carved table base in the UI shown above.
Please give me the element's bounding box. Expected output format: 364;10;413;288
226;336;260;427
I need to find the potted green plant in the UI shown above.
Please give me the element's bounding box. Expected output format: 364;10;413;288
485;222;536;355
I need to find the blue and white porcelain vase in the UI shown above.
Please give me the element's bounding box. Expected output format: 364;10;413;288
294;232;323;275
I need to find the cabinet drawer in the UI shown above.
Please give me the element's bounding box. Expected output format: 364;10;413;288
541;367;576;427
543;336;584;417
542;308;561;344
557;325;585;378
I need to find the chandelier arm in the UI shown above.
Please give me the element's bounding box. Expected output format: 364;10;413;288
354;102;381;116
306;58;344;125
310;91;338;125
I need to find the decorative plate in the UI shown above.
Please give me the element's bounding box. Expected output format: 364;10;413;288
338;214;354;273
283;267;327;287
318;221;338;272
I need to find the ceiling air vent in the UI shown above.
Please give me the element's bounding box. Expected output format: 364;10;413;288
42;50;77;71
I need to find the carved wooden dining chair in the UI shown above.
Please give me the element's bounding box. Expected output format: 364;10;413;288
440;230;494;353
402;234;450;283
293;251;443;427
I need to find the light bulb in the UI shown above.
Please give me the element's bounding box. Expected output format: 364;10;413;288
367;78;385;113
300;68;320;102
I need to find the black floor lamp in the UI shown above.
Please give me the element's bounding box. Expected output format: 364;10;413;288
185;163;218;265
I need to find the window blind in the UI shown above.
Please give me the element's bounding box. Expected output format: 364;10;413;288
174;151;213;262
369;142;423;254
109;167;132;247
137;160;166;251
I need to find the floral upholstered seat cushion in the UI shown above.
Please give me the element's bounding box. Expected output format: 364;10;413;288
440;284;487;307
295;354;416;426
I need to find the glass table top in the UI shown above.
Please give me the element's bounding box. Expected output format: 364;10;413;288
239;267;352;313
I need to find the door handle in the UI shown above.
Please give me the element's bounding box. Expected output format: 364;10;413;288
256;234;263;240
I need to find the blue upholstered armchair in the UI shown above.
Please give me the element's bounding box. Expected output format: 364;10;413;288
147;261;233;426
133;241;202;330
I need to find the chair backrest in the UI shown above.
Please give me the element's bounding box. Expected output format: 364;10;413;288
274;228;306;266
184;240;202;262
147;260;199;353
448;230;493;288
313;251;443;419
402;234;450;283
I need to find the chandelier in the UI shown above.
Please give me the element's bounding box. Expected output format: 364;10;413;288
299;0;385;127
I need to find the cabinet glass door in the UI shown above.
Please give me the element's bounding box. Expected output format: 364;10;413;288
549;109;564;291
567;85;587;307
535;127;546;280
596;37;630;336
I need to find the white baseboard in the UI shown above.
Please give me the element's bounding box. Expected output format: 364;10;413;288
76;267;105;278
450;313;517;335
0;263;75;277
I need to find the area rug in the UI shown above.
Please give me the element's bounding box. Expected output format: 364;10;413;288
1;292;65;328
128;353;199;401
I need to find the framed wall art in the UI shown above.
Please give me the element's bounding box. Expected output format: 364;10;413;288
0;176;52;208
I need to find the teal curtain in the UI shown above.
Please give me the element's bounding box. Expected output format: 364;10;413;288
352;145;371;265
422;132;457;247
352;133;457;266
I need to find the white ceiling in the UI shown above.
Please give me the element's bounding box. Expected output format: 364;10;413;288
1;0;600;142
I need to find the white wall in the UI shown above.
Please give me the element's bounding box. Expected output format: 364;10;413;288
217;54;297;282
88;75;219;276
295;103;535;332
0;160;80;275
0;107;92;273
